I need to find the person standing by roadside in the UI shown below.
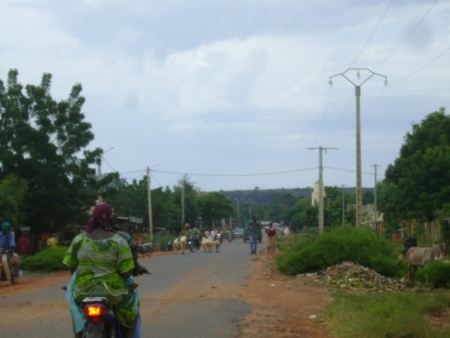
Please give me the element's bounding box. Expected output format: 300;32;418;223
0;222;16;281
47;233;58;248
265;222;277;255
248;216;261;255
18;233;30;258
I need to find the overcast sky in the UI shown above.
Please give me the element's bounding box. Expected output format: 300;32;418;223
1;0;449;192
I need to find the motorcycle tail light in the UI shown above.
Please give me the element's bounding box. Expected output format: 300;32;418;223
84;305;108;318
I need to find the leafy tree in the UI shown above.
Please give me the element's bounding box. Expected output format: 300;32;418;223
107;177;148;224
173;175;198;227
151;187;179;233
385;107;450;222
196;192;233;230
376;180;398;234
263;193;297;222
362;189;374;205
0;69;111;232
0;175;28;227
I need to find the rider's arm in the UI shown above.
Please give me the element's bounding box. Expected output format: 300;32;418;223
10;232;16;254
121;269;133;278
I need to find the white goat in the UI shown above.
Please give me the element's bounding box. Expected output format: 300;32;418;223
213;239;221;252
173;238;180;254
179;235;187;254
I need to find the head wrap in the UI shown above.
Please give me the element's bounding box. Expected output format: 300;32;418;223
2;222;11;236
87;204;115;232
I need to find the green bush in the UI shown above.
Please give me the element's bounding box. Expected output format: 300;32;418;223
414;261;450;287
19;246;69;272
276;225;399;276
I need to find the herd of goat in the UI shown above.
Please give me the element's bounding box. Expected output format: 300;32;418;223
172;232;220;255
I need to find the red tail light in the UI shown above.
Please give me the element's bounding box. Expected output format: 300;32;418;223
83;305;108;318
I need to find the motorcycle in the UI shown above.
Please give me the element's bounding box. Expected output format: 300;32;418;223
214;232;223;244
137;242;154;257
79;296;118;338
188;234;198;252
0;250;20;284
71;271;150;338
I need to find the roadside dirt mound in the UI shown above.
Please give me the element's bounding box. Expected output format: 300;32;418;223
238;250;334;338
297;261;406;292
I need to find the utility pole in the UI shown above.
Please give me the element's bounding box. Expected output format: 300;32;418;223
147;163;159;241
329;69;387;226
181;183;185;228
308;146;337;233
147;167;152;241
236;198;240;227
371;164;381;232
341;185;346;224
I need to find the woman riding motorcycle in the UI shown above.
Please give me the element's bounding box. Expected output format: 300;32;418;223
63;204;145;338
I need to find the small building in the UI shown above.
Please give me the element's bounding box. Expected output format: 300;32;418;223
311;180;326;206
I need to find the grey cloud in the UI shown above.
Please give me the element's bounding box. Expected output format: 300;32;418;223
222;47;269;102
18;0;383;60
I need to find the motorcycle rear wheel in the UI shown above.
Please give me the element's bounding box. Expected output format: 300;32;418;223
145;246;154;256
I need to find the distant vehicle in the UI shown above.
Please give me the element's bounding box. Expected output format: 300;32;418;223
243;226;263;243
232;228;244;238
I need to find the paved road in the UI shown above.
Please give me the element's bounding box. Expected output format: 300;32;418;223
0;237;265;337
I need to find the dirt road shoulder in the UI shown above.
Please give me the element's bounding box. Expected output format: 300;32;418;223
238;250;334;338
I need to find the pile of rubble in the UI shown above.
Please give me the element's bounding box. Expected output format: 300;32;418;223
297;261;406;292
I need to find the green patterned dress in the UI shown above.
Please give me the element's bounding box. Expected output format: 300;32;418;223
63;233;138;327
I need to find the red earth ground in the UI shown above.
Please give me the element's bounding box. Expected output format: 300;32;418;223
0;251;334;338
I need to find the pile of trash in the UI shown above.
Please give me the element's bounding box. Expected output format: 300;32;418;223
297;261;405;292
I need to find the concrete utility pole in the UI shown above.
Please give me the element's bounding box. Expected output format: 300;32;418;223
371;164;381;231
147;163;159;241
181;183;185;227
329;69;387;226
341;185;346;225
308;146;337;233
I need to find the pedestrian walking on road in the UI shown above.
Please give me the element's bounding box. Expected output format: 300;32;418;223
248;216;261;255
265;222;277;255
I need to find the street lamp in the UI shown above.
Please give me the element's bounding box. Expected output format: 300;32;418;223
97;145;115;204
147;162;159;241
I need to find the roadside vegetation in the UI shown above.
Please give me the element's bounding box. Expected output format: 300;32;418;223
19;247;68;272
276;225;399;277
19;234;177;273
325;290;450;338
275;226;450;337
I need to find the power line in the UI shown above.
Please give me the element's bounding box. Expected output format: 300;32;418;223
325;92;353;147
325;166;385;178
310;85;332;146
150;171;162;187
348;0;394;68
101;156;117;172
152;167;318;177
361;85;386;126
373;0;439;70
390;45;450;85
